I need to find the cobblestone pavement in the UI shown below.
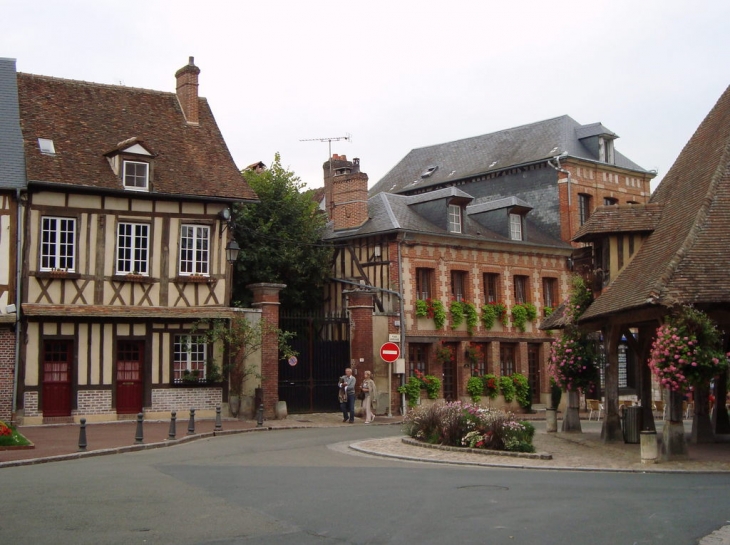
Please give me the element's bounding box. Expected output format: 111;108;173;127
2;413;730;473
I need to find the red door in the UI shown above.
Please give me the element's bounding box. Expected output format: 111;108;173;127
116;341;144;414
42;340;73;417
528;344;541;404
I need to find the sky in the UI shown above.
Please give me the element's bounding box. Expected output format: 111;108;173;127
3;0;729;192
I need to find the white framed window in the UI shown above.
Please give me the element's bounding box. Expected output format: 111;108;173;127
40;216;76;271
448;204;462;233
509;213;523;240
179;224;210;275
173;335;207;383
117;222;149;274
123;161;149;191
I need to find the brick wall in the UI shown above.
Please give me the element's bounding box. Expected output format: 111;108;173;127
23;391;39;417
76;390;115;415
151;387;222;412
0;327;14;422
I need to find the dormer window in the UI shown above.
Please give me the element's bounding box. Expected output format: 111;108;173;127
123;160;149;191
421;165;438;178
509;213;523;240
599;136;615;164
448;204;462;233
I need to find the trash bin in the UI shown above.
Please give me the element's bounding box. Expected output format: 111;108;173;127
621;406;643;444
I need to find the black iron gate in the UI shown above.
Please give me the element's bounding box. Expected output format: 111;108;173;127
279;311;350;413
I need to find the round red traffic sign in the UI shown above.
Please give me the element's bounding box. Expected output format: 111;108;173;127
380;342;400;363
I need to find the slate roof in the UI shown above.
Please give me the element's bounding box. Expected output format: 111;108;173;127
573;203;664;242
370;115;649;196
579;84;730;322
323;190;570;250
16;71;257;201
0;58;26;190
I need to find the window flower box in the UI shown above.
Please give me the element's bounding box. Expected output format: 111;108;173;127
177;275;215;284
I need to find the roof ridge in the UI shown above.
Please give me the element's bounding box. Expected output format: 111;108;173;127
380;192;401;229
409;114;574;152
17;72;184;98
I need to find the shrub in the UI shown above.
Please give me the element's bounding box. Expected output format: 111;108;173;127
481;302;507;329
483;374;500;399
397;376;423;408
512;372;531;409
463;302;479;335
450;301;465;329
402;401;536;452
499;375;517;402
466;376;484;402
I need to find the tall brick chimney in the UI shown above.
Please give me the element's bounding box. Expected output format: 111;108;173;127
323;155;369;231
175;56;200;125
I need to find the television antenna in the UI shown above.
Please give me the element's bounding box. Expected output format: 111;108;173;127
300;133;352;176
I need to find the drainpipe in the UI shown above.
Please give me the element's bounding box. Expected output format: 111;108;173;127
397;234;406;417
548;152;572;238
11;188;23;423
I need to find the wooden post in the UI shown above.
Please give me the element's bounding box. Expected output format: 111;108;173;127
601;323;622;442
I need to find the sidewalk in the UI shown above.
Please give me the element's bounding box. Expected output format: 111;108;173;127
2;413;730;472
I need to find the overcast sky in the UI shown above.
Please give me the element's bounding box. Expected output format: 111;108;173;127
3;1;729;191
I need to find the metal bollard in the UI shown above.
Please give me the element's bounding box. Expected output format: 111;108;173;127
215;404;222;432
256;403;264;427
187;408;196;435
135;412;144;444
78;418;87;452
168;411;177;440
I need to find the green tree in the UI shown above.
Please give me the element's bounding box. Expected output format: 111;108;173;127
232;153;332;310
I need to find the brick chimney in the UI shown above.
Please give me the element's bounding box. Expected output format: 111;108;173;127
323;155;369;231
175;56;200;124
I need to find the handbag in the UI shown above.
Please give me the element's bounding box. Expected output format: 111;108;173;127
357;389;366;401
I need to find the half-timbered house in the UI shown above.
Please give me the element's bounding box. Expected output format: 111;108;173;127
13;58;259;424
0;58;26;422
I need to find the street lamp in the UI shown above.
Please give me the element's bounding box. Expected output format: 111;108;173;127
225;240;240;264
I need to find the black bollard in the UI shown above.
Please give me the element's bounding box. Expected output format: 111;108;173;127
135;412;144;444
256;403;264;427
168;411;177;440
187;408;196;435
215;404;222;432
78;418;87;452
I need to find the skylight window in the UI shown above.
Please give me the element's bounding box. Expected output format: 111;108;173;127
421;165;438;178
38;138;56;155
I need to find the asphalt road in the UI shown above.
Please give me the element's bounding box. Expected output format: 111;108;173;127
2;425;729;545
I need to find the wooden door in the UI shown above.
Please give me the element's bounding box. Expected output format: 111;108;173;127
42;340;73;417
528;344;541;404
442;342;459;401
116;341;144;414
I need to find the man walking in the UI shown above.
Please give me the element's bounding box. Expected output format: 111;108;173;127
340;368;356;423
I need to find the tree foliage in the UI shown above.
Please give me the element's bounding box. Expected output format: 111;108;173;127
231;153;332;310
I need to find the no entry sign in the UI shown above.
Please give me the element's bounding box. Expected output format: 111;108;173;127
380;342;400;363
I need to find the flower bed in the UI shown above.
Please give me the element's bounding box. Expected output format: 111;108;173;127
0;421;33;450
403;401;536;453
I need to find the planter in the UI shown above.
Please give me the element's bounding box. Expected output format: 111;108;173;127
228;395;241;418
177;275;215;284
238;395;254;419
275;400;288;420
49;270;69;279
545;408;558;433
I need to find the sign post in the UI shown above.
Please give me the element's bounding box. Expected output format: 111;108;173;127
380;342;400;363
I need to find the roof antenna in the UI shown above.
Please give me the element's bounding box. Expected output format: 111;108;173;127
300;133;351;176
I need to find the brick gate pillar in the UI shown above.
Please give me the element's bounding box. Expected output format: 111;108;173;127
248;283;286;418
345;289;374;379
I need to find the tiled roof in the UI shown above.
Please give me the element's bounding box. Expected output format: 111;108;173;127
573;203;664;242
22;304;238;319
370;115;649;196
580;84;730;322
16;72;257;201
0;58;26;190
